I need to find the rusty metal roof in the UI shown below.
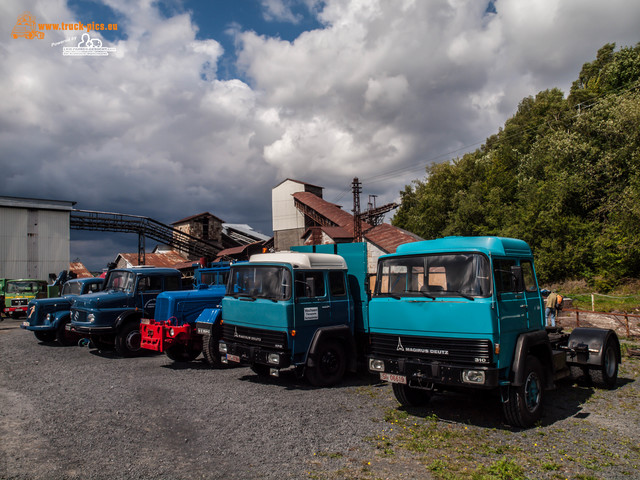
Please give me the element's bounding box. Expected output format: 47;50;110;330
171;211;225;225
69;262;93;278
116;250;187;269
364;223;423;253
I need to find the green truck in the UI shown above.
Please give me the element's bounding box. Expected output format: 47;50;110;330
3;279;49;318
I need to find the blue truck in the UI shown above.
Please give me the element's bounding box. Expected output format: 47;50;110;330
20;277;104;345
140;262;230;363
215;243;369;386
68;267;183;357
367;236;621;427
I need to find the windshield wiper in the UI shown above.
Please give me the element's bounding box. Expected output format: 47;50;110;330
406;289;435;299
449;291;475;301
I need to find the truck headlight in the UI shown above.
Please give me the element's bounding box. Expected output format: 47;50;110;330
219;341;228;354
45;313;51;322
369;359;385;372
462;370;485;384
267;353;280;365
87;313;95;323
169;328;175;337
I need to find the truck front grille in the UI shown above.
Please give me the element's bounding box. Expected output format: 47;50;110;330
71;309;87;323
11;298;28;307
370;333;493;366
222;324;287;350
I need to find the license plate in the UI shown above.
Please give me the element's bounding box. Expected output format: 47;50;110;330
380;372;407;384
197;328;210;335
226;354;240;363
21;321;29;327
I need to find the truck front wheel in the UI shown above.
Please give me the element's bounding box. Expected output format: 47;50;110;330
115;322;142;357
503;355;544;428
392;383;432;407
34;330;56;343
56;319;79;346
166;344;202;362
590;338;619;389
202;331;223;368
306;339;346;387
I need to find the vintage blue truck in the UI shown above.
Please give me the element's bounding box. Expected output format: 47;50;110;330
367;236;621;427
140;262;230;363
20;277;104;345
68;267;183;357
215;243;369;386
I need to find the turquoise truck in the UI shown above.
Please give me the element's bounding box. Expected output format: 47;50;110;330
216;243;369;386
367;236;620;427
140;262;230;363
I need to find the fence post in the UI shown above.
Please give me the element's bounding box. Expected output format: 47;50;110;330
625;312;630;337
576;310;580;327
591;294;595;312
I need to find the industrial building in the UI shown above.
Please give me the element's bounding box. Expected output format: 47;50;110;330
0;196;75;281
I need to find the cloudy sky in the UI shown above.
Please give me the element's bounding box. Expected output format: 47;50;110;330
2;0;639;271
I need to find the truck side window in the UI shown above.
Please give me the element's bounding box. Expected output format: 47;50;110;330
520;261;537;292
494;259;517;293
164;276;180;292
329;271;346;297
139;276;163;292
295;272;325;298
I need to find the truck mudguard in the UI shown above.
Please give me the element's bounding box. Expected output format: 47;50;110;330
194;307;222;334
114;310;142;332
511;330;555;389
567;327;621;367
307;324;357;372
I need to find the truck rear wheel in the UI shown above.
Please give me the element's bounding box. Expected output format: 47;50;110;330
114;322;142;357
166;344;202;362
202;331;223;368
503;355;544;428
589;338;619;389
391;383;432;407
34;331;56;343
306;339;346;387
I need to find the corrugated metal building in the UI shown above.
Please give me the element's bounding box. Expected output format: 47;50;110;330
0;196;75;281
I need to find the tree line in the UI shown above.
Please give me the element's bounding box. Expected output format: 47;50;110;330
393;43;640;290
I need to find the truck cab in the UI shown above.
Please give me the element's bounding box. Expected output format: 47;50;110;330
21;277;104;344
68;267;182;357
368;236;620;427
4;279;48;318
140;262;230;363
217;243;369;386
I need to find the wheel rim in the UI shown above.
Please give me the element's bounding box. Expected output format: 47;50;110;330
604;345;616;378
320;349;339;375
125;330;141;351
524;371;541;412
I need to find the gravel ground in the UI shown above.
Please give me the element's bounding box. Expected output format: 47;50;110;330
1;317;639;480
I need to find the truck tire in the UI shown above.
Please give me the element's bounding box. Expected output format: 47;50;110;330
34;331;56;343
589;337;619;389
391;383;432;407
166;344;202;362
202;331;223;368
56;319;79;346
503;355;544;428
114;322;142;357
306;339;346;387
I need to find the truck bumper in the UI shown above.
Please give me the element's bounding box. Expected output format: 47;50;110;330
220;340;291;370
67;324;115;336
140;319;197;353
368;356;501;389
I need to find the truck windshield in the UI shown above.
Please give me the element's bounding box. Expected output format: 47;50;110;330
226;265;292;301
374;253;491;298
105;272;135;293
6;281;44;294
61;282;83;296
199;271;229;286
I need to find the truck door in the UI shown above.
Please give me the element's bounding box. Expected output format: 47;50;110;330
520;259;543;329
294;270;331;352
494;258;528;344
137;275;163;318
